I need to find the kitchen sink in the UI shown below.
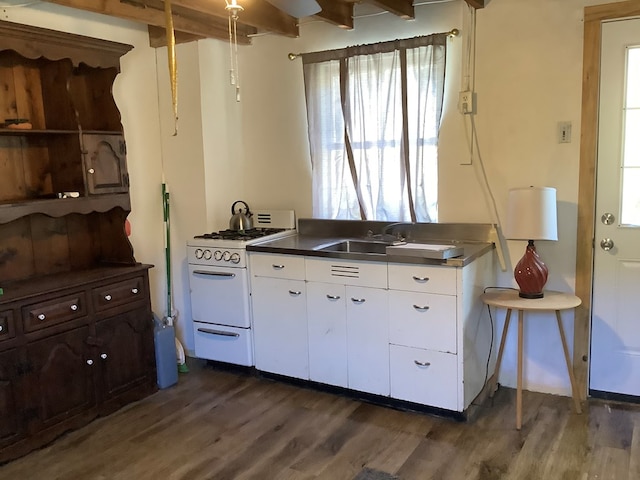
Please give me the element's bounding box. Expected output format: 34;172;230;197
315;240;390;255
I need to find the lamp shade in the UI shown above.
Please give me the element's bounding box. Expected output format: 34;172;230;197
504;187;558;241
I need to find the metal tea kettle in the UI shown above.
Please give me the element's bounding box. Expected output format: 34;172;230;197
229;200;253;231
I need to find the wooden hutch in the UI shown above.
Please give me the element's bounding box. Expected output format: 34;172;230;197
0;21;157;463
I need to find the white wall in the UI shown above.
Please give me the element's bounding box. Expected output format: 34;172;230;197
6;0;618;396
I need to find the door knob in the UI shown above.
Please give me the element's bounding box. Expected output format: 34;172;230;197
600;238;614;251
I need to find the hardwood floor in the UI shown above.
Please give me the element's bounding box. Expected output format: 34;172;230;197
2;359;639;480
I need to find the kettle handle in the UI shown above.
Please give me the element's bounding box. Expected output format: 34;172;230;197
231;200;250;215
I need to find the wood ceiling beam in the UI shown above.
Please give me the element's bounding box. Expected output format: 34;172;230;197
169;0;299;38
148;25;204;47
315;0;354;29
366;0;414;19
464;0;485;8
42;0;254;43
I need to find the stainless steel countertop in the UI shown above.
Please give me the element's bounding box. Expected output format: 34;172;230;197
246;234;494;267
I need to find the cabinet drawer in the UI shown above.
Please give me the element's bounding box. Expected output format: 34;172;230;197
389;291;457;353
249;253;305;280
22;293;87;332
390;344;458;410
92;277;145;311
0;310;15;341
388;263;457;295
306;257;387;288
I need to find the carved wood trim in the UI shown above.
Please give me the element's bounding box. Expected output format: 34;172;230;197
0;20;132;69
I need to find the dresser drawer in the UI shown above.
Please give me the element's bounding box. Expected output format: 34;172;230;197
388;263;457;295
22;293;87;332
306;257;387;288
249;253;306;280
92;276;146;312
389;291;457;353
0;309;15;341
390;344;458;410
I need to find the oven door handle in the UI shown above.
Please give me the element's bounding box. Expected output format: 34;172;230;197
193;270;236;278
197;328;240;338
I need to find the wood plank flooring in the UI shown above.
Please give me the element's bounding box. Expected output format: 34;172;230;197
2;359;640;480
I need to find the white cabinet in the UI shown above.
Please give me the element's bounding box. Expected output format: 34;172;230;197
249;248;495;414
388;253;495;412
250;254;308;380
306;258;389;396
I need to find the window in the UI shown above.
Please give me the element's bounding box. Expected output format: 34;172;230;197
621;46;640;226
302;35;447;222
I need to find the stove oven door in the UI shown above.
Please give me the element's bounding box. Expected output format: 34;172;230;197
188;265;250;328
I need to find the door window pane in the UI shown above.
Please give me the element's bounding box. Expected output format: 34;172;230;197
621;47;640;225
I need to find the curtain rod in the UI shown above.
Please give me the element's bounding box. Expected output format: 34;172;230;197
287;28;459;61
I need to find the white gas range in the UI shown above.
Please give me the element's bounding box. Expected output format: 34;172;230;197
187;210;296;366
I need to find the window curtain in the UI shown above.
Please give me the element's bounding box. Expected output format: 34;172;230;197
302;34;447;221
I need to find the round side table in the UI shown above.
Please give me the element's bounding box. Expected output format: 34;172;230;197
481;289;583;430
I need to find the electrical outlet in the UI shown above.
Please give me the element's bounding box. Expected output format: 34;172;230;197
558;121;572;143
458;90;474;115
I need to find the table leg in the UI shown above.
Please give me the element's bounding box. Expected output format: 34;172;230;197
517;309;524;430
490;308;512;398
555;310;583;414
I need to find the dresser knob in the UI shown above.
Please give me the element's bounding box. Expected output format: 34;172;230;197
100;353;108;360
104;294;112;301
0;325;3;332
86;359;94;366
70;304;78;311
37;313;46;321
131;288;138;294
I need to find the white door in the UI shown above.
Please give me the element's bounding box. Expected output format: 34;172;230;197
306;282;348;387
346;286;389;396
251;277;309;379
590;18;640;396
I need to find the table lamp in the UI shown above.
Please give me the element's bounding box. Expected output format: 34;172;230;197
504;186;558;299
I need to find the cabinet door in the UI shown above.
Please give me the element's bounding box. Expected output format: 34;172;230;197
95;308;155;404
82;133;128;194
26;326;95;431
307;282;347;388
0;349;24;449
346;286;389;396
252;276;308;379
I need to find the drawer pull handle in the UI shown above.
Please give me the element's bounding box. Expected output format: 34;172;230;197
413;305;430;311
326;294;341;300
197;328;240;338
193;270;236;278
131;288;139;294
70;304;78;311
272;264;285;270
104;294;112;301
412;276;430;283
0;325;4;332
414;360;431;367
289;290;302;296
100;353;108;360
86;359;94;366
351;298;365;304
37;314;46;321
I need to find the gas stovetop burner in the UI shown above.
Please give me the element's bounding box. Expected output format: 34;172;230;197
194;227;286;241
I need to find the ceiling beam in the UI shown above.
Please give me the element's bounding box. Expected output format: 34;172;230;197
148;25;204;47
366;0;413;19
315;0;354;29
169;0;299;38
464;0;485;8
43;0;254;42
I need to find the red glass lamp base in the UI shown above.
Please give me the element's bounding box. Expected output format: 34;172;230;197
514;240;548;299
